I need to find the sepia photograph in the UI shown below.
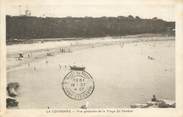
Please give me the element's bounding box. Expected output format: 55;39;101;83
4;0;176;110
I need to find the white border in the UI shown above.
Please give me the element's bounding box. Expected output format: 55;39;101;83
1;0;183;117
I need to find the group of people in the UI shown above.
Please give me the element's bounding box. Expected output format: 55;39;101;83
17;52;33;60
60;48;72;53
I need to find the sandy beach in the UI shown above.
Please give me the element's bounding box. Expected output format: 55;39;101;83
7;36;175;108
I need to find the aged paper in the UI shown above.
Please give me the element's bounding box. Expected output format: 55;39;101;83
0;0;183;116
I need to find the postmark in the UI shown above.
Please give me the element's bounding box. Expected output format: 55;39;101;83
62;70;95;100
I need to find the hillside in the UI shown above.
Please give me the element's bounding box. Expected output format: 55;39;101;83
6;15;175;40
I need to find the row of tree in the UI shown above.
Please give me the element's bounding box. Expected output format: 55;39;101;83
6;15;175;40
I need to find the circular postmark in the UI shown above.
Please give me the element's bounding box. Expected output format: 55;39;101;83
62;70;95;100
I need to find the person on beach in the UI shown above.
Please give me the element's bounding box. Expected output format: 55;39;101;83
151;95;157;102
59;64;62;69
120;42;124;48
34;67;37;71
18;53;24;60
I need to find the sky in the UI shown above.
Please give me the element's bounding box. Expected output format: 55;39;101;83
4;0;175;21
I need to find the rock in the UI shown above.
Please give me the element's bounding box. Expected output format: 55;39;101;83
130;103;149;108
130;98;176;108
147;56;155;60
146;101;158;106
46;52;54;56
6;97;19;108
158;99;175;108
7;82;19;97
80;101;89;109
80;105;87;109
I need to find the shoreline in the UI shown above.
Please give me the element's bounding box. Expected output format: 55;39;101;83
7;36;175;71
6;33;173;45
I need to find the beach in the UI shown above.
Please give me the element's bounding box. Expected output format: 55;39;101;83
7;36;175;108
